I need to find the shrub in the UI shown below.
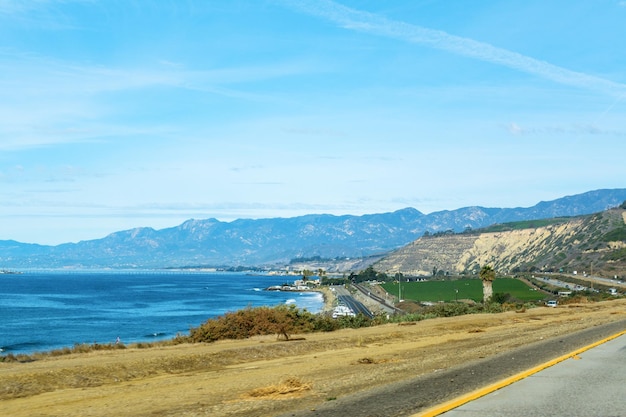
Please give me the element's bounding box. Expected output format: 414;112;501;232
424;302;472;317
386;312;437;323
334;314;372;329
481;302;506;313
188;304;321;343
601;227;626;242
0;353;18;363
491;292;511;304
310;315;341;332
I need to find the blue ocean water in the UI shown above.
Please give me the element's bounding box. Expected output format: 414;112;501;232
0;271;323;354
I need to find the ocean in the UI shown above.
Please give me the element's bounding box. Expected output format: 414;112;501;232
0;271;323;355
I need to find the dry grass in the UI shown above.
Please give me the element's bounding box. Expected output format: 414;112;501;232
355;357;395;365
246;377;312;398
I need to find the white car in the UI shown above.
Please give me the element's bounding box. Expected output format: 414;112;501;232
332;305;356;318
546;300;558;307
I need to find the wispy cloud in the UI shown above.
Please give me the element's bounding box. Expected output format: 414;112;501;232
506;122;626;137
0;0;92;30
0;50;315;151
0;0;97;17
282;0;626;97
0;51;182;95
0;0;62;16
1;49;317;95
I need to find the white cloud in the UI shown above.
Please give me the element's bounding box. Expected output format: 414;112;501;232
508;122;524;135
283;0;626;97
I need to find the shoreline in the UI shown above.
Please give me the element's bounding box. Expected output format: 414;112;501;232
315;286;337;313
1;288;335;358
266;284;336;314
2;272;324;356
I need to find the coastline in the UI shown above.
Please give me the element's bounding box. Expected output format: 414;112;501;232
1;289;334;358
1;271;327;356
315;286;337;314
266;284;337;314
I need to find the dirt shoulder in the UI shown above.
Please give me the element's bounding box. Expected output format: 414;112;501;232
1;299;625;417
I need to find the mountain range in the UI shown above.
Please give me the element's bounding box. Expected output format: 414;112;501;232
1;188;625;269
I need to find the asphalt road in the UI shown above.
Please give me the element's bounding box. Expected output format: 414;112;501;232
332;286;374;318
279;319;626;417
352;282;401;315
437;332;626;417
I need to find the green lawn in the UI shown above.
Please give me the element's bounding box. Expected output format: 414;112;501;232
380;278;545;303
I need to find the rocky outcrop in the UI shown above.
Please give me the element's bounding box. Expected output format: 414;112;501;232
375;234;478;276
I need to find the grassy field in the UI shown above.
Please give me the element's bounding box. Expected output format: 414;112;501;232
381;278;546;303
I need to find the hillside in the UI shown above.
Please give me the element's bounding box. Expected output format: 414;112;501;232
375;206;626;278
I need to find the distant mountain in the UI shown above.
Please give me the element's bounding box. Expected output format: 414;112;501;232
1;188;625;269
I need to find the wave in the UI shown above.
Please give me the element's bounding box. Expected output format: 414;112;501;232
284;298;297;305
144;332;167;338
306;292;324;301
1;341;47;353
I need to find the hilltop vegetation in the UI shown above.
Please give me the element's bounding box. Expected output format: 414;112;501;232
477;217;572;233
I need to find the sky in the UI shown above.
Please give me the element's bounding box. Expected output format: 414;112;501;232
1;0;625;245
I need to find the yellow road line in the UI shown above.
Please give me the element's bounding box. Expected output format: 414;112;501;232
415;329;626;417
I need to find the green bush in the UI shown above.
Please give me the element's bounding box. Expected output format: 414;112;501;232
334;314;372;329
491;292;511;304
424;302;472;317
603;247;626;261
601;227;626;242
310;315;342;332
386;312;437;323
480;302;506;313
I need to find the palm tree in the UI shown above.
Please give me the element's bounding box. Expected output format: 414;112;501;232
479;265;496;302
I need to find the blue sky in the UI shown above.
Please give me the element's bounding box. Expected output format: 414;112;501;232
1;0;625;245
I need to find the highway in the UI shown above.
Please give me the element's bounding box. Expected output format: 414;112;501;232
331;285;374;318
432;331;626;416
352;282;402;315
279;319;626;417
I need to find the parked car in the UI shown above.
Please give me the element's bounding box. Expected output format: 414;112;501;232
546;300;558;307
